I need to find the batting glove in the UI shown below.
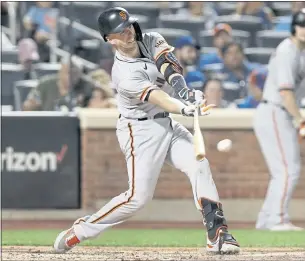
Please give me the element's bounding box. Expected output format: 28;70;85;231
181;100;215;117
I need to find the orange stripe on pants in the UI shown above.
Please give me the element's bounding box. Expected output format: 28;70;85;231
272;109;289;223
90;123;135;224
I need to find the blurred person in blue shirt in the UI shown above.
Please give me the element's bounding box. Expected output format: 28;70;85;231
217;42;260;102
236;67;268;108
23;2;57;62
199;23;233;70
185;70;206;91
174;35;201;75
275;2;305;31
23;2;56;41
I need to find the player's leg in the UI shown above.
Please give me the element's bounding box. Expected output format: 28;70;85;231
165;119;240;254
254;105;301;230
54;119;173;253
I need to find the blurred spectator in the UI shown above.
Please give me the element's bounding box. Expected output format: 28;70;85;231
185;70;206;91
88;87;117;109
202;79;232;108
236;67;268;108
87;69;117;108
235;2;274;29
218;42;257;102
275;2;305;31
23;57;93;111
199;23;233;70
176;2;217;30
174;36;201;75
88;69;114;98
23;2;57;62
18;38;40;80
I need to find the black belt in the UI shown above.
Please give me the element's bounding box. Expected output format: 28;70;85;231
119;112;169;121
261;100;286;111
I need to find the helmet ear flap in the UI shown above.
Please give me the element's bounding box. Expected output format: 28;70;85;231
133;22;143;42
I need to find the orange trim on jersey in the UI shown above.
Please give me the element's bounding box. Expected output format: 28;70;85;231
272;109;289;224
154;46;174;61
90;123;135;224
140;86;151;101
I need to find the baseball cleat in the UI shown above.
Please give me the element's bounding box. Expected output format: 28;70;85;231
269;223;304;231
54;228;80;253
206;228;240;255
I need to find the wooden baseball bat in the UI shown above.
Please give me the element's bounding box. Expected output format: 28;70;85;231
193;106;206;161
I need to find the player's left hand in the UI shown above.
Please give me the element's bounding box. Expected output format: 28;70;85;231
181;99;215;117
198;99;216;116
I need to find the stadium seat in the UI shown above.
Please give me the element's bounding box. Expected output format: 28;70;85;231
13;80;38;110
144;28;191;47
78;39;102;64
244;47;274;64
159;15;205;42
1;49;19;63
256;30;290;48
272;2;291;17
215;2;237;16
33;63;61;78
1;63;25;107
130;14;149;31
113;2;160;28
216;15;263;47
71;2;109;30
199;29;250;48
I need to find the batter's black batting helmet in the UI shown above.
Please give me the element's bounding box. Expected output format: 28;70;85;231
97;7;142;42
291;8;305;35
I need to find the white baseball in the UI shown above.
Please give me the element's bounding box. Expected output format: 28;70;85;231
300;128;305;137
217;139;232;152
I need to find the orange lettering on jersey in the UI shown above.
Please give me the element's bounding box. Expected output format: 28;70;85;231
155;39;165;48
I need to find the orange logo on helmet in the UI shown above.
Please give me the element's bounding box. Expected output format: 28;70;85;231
119;11;127;20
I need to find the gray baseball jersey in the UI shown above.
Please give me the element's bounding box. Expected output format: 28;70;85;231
254;38;305;229
263;38;305;104
112;32;176;119
70;32;222;242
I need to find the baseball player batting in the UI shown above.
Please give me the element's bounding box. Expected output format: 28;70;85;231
254;9;305;231
54;7;240;254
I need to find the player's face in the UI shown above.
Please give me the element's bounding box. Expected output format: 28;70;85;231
223;45;244;69
204;80;223;106
295;25;305;43
180;45;197;65
107;25;136;48
214;31;233;49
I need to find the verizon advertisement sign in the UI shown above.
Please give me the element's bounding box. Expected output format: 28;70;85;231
2;116;80;209
1;145;67;172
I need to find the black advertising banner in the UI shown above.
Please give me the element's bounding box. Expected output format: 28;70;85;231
1;116;80;209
